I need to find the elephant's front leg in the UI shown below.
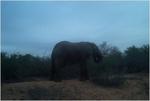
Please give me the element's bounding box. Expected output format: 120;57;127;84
79;62;89;81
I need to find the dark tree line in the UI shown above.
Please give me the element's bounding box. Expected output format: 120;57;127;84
1;43;149;83
124;45;149;73
1;53;51;82
89;43;149;86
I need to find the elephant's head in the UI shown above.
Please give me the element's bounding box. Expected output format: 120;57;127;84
91;43;103;63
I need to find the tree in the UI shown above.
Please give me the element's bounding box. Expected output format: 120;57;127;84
90;42;125;87
124;45;149;73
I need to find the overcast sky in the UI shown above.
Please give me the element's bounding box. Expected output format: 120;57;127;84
1;1;149;56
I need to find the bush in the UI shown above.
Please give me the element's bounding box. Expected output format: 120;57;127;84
1;43;149;83
1;52;18;81
89;42;126;87
124;45;149;73
1;52;51;82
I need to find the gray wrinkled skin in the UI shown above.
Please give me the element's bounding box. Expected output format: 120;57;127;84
50;41;102;82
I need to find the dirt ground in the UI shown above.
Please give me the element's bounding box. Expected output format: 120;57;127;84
1;74;149;100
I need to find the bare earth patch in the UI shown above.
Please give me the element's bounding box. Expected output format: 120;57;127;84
1;74;149;100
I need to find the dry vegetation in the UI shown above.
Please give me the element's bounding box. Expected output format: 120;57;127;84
2;73;149;100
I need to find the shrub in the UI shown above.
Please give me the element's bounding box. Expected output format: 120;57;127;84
124;45;149;73
1;43;149;83
1;52;51;82
89;42;126;87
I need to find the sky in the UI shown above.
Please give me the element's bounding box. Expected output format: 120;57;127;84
1;1;149;56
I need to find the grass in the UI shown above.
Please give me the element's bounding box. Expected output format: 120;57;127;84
1;73;149;100
91;74;125;87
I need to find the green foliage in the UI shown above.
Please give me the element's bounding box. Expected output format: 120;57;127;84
89;42;125;87
99;43;124;75
124;45;149;73
1;43;149;84
1;52;51;82
90;43;149;87
1;52;18;80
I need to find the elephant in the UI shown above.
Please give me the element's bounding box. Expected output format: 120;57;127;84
50;41;102;82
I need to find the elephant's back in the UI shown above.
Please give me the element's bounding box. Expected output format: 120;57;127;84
55;41;72;47
52;41;93;56
51;41;95;63
54;41;93;51
52;41;75;56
